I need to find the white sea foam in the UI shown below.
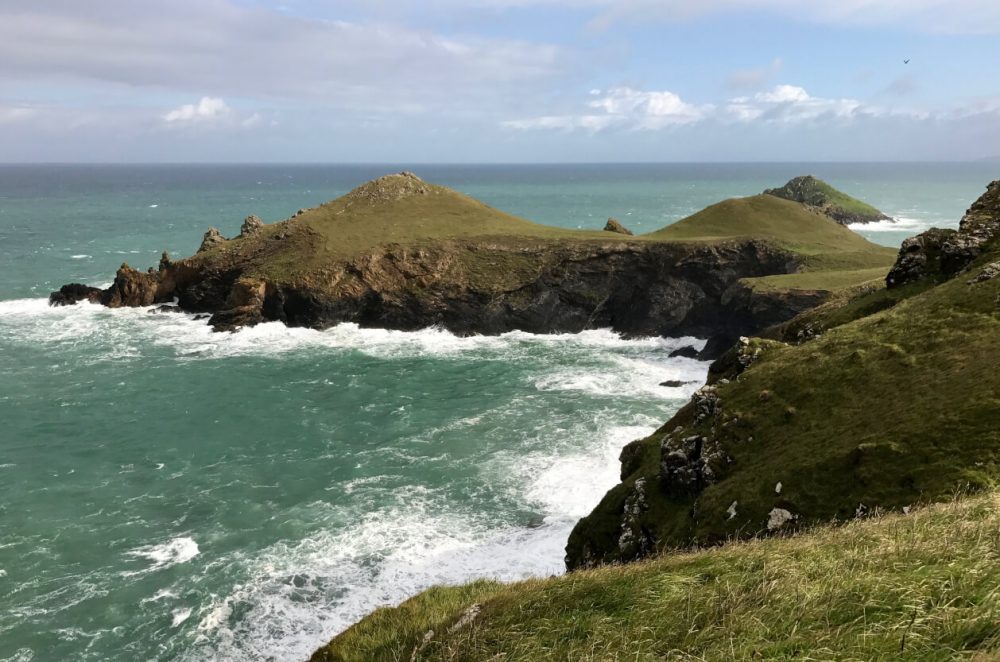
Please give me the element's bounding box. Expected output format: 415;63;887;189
70;255;91;260
124;537;199;575
0;297;705;366
848;215;947;233
184;415;688;661
172;608;192;627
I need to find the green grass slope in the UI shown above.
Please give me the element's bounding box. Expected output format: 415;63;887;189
314;491;1000;661
190;175;894;293
764;175;891;225
650;194;895;288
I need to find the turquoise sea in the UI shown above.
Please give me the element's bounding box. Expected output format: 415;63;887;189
0;163;995;661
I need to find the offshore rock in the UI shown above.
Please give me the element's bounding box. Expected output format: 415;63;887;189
49;283;103;306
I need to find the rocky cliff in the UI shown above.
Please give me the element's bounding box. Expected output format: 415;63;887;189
566;180;1000;570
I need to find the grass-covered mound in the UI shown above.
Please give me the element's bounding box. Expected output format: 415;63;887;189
200;175;892;289
566;181;1000;569
764;175;891;225
313;491;1000;661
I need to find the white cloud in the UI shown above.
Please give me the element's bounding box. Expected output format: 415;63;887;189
0;0;566;117
163;97;231;123
505;86;712;132
412;0;1000;34
0;105;36;123
505;83;932;132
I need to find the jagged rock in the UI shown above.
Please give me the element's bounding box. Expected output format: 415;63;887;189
659;431;730;498
617;478;655;560
159;251;172;272
103;263;164;307
208;278;267;331
240;215;264;237
692;385;721;423
604;218;633;235
49;283;102;306
887;181;1000;288
199;227;226;252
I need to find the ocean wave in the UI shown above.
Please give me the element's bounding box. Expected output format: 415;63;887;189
0;297;706;365
181;415;675;662
124;537;200;576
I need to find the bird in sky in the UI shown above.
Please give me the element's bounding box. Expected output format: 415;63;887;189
904;59;910;64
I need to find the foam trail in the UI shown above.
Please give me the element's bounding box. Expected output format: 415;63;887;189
124;537;199;575
848;215;946;233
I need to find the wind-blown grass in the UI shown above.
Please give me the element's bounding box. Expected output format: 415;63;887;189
314;490;1000;661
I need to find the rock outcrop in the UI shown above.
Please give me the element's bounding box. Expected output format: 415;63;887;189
199;227;226;252
887;180;1000;288
240;215;264;237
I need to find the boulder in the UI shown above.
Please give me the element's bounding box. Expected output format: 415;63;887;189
604;218;634;235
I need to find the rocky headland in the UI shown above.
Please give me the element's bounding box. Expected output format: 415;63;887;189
50;172;894;358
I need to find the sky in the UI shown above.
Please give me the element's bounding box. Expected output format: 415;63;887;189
0;0;998;162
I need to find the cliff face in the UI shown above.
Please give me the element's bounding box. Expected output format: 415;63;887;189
566;180;1000;571
51;236;816;354
50;173;892;356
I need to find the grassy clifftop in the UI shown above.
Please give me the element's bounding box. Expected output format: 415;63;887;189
314;490;1000;661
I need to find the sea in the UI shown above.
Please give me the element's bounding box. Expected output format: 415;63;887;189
0;163;994;661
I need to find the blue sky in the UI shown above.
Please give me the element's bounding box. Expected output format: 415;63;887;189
0;0;998;162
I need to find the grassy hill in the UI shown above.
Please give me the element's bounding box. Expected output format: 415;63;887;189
192;174;894;292
313;490;1000;661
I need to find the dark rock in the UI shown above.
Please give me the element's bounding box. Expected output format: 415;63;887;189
49;283;102;306
659;380;692;388
669;345;701;359
148;304;182;314
159;251;172;272
604;218;633;235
